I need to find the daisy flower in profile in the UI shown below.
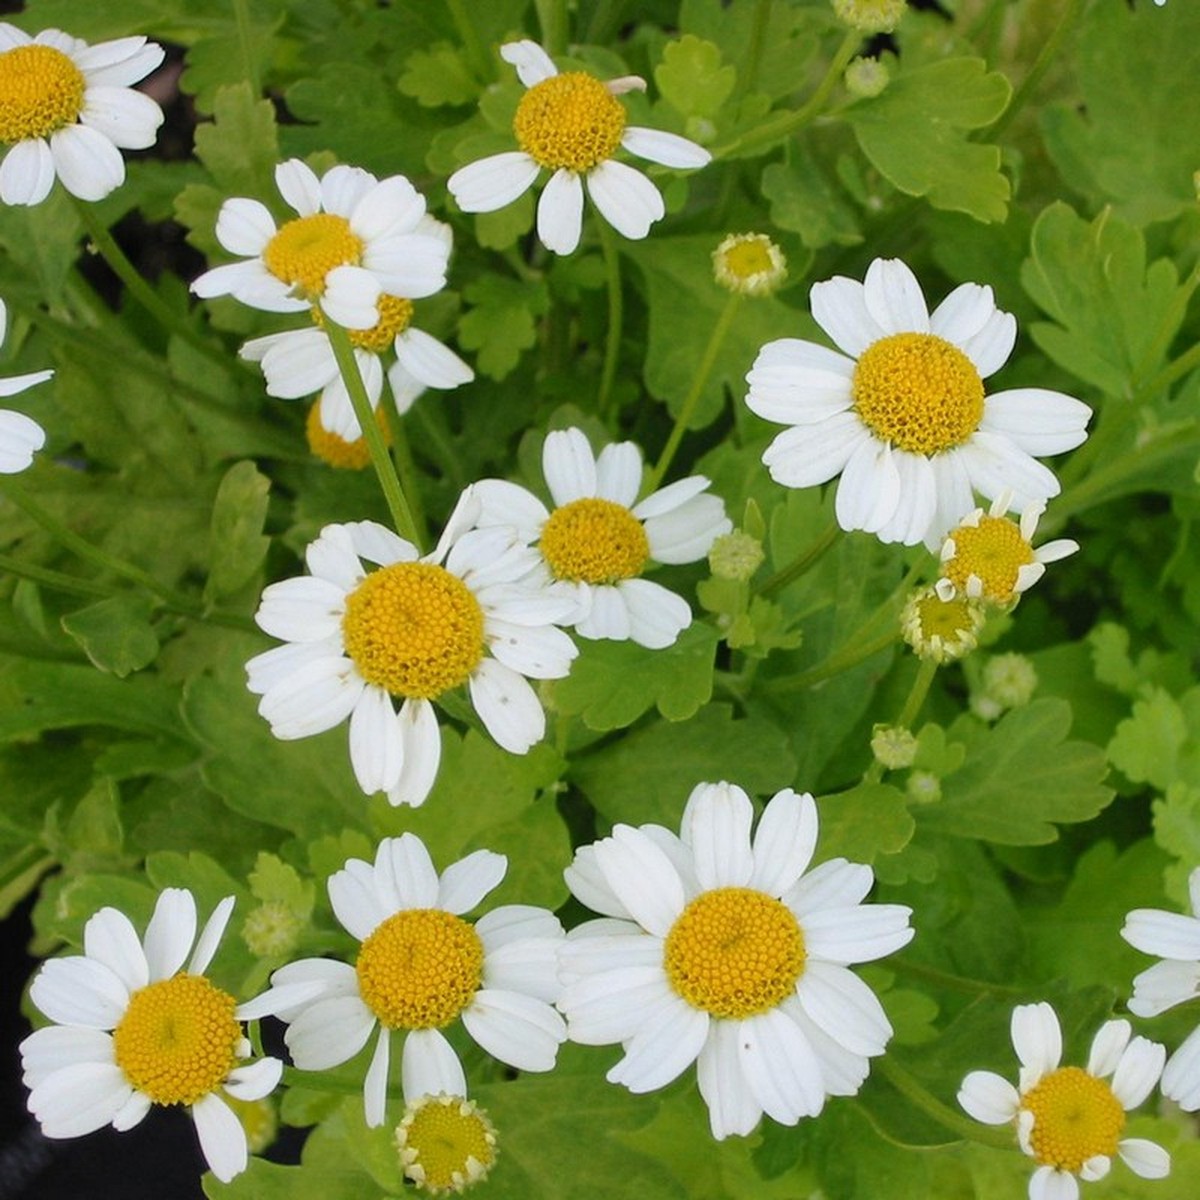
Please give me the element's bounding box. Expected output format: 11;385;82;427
958;1001;1170;1200
396;1091;498;1195
745;258;1092;548
1121;866;1200;1111
20;888;284;1183
559;782;914;1138
0;25;164;206
474;428;730;649
245;491;577;807
935;493;1078;605
447;40;710;255
255;835;566;1128
240;217;472;441
0;298;53;473
191;159;449;330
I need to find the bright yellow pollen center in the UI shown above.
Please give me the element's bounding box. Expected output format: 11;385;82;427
112;974;241;1107
945;516;1034;602
400;1095;498;1193
916;592;977;640
722;238;775;280
355;910;484;1029
341;562;485;699
312;293;414;355
262;213;363;299
1022;1067;1125;1174
305;399;391;470
540;497;649;583
513;72;626;171
852;332;985;455
663;887;806;1020
0;44;85;143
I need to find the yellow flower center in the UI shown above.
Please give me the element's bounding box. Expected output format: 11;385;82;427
540;497;649;584
262;213;364;299
341;562;485;699
312;293;414;355
112;974;241;1107
397;1094;498;1194
901;586;985;663
663;887;806;1020
0;44;86;143
355;910;484;1030
852;332;985;455
943;515;1035;603
305;400;391;471
513;72;626;172
1022;1066;1125;1174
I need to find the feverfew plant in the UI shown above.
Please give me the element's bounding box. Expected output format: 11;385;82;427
1;2;1197;1197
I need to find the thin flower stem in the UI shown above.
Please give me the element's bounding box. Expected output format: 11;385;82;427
231;0;261;94
324;321;424;550
756;520;840;598
535;0;569;56
895;656;938;731
765;626;898;694
646;293;742;492
738;0;773;97
874;1056;1016;1150
382;393;429;543
446;0;493;82
70;196;237;378
596;218;624;420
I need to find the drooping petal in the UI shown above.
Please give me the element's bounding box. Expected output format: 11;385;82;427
738;1007;827;1122
586;161;665;241
697;1021;762;1139
385;697;442;808
469;659;546;754
363;1028;391;1127
191;1093;249;1184
606;996;708;1092
537;168;584;255
48;124;124;201
761;412;869;489
27;1061;132;1138
461;990;566;1071
401;1028;466;1103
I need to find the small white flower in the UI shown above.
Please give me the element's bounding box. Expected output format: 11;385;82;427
1122;866;1200;1110
474;428;731;649
20;889;284;1184
0;25;164;205
559;781;914;1138
246;489;578;807
191;158;449;330
0;298;53;473
958;1001;1170;1200
252;834;566;1128
745;258;1092;548
447;40;710;255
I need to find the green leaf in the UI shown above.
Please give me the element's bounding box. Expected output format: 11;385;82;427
572;704;797;828
60;594;160;677
58;779;126;869
398;42;479;107
919;699;1113;844
1152;784;1200;906
458;275;550;381
845;58;1011;222
554;622;720;731
248;851;314;915
814;783;914;865
205;460;271;601
761;159;861;251
1108;686;1200;791
203;1161;371;1200
654;36;736;120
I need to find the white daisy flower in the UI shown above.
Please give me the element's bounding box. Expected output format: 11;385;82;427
245;489;577;808
395;1091;498;1195
191;158;450;331
0;297;53;473
559;781;914;1138
240;217;472;440
19;888;284;1183
958;1001;1171;1200
935;492;1078;605
447;40;710;255
0;25;163;206
1121;866;1200;1111
253;834;566;1128
474;428;731;650
744;258;1092;548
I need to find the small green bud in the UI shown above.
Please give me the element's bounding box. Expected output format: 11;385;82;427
844;57;889;99
242;900;304;959
832;0;907;34
871;724;918;770
907;770;942;805
982;653;1039;710
708;530;766;582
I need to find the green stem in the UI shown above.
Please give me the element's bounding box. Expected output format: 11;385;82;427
596;218;623;420
738;0;773;96
757;521;840;599
647;294;742;492
382;394;429;543
446;0;493;81
895;656;938;731
535;0;569;56
324;321;423;549
231;0;261;94
766;627;898;694
874;1056;1016;1150
70;197;236;377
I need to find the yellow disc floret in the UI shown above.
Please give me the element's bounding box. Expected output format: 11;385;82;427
312;293;413;355
900;585;986;664
852;332;985;455
0;44;86;143
355;909;484;1030
540;498;649;583
713;233;787;297
112;974;241;1106
942;515;1035;603
1021;1066;1125;1174
306;400;391;470
396;1093;498;1194
663;887;806;1020
262;213;364;298
341;562;485;699
513;72;626;172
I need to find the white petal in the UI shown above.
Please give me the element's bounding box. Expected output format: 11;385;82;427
1128;959;1200;1018
469;659;546;753
285;995;376;1069
222;1056;283;1101
1118;1139;1171;1180
83;908;149;994
795;960;892;1055
784;858;873;915
643;493;730;564
739;1007;826;1122
385;697;442;808
620;126;711;169
958;432;1061;510
473;479;548;541
448;152;540;213
274;158;322;215
192;1093;248;1184
1121;909;1200;960
438;850;507;914
328;863;388;942
1012;1002;1062;1080
835;436;901;534
862;258;929;335
350;175;425;241
957;1070;1021;1124
607;997;708;1092
1110;1036;1165;1109
1029;1165;1079;1200
461;990;566;1070
543;428;598;505
257;658;363;740
144;888;198;981
1162;1025;1200;1110
363;1027;391;1127
592;825;686;938
563;846;633;920
980;389;1092;457
394;328;473;389
537;168;584;255
873;450;937;546
750;790;818;897
616;579;691;650
30;957;128;1029
188;895;235;975
632;475;710;520
20;1026;114;1090
402;1028;466;1101
111;1089;152;1132
697;1021;762;1139
48;124;124;201
761;412;869;489
79;86;163;150
487;619;577;679
575;584;632;641
802;904;914;964
929;283;997;347
255;575;346;643
559;965;674;1044
346;519;418;567
79;41;164;88
27;1062;131;1138
592;441;642;506
319;164;377;218
586;160;664;241
810;275;887;357
681;781;755;890
0;409;46;473
348;687;403;795
321;265;382;330
500;40;558;87
1086;1019;1132;1078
